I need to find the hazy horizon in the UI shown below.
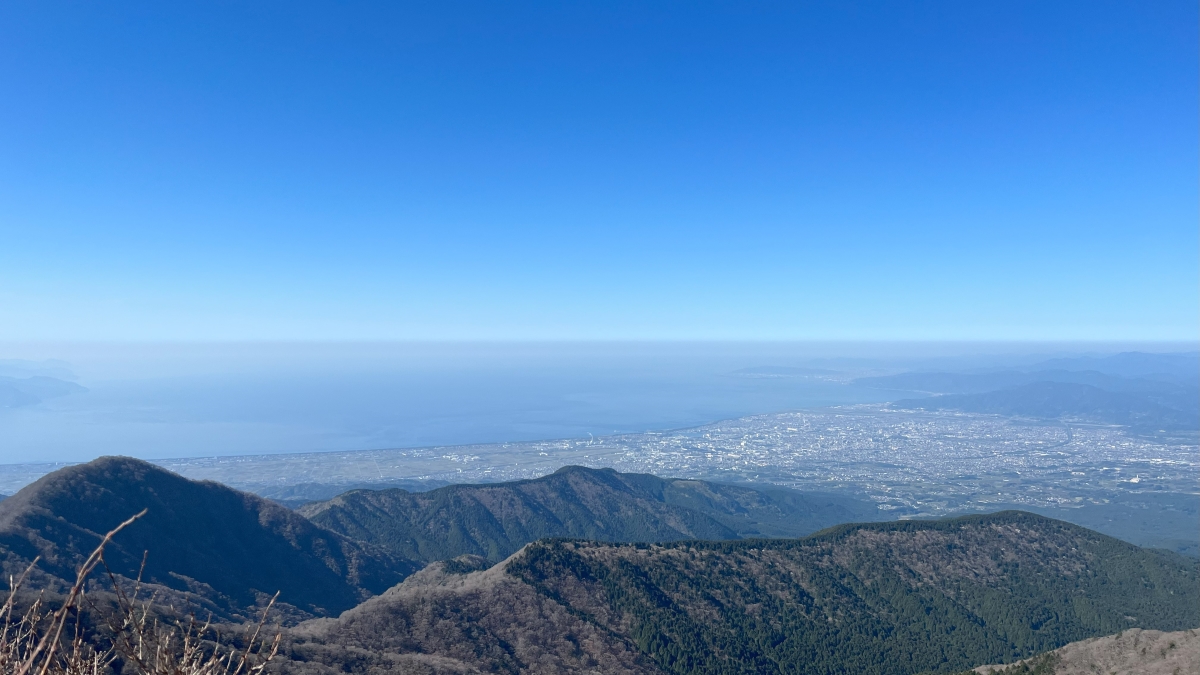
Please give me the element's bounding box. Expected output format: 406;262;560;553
1;340;1194;466
1;3;1196;465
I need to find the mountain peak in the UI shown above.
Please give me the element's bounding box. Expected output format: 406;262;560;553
302;466;881;564
0;457;416;620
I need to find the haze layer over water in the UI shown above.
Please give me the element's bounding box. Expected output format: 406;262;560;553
0;341;1183;463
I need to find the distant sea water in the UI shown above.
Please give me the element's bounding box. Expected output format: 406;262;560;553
0;341;1171;466
0;342;970;465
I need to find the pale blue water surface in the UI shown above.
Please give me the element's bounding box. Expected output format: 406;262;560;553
0;341;1168;463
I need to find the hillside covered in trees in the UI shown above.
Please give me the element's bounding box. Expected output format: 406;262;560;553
276;511;1199;675
0;457;417;621
300;464;880;563
0;459;1194;674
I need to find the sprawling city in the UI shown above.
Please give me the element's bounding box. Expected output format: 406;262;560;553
141;406;1195;513
6;404;1192;556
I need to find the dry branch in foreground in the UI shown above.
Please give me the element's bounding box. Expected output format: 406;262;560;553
0;511;280;675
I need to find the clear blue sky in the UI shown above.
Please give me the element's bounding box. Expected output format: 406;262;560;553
1;1;1195;341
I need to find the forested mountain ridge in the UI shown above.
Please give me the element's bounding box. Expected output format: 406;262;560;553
5;459;1195;674
0;457;418;620
299;465;879;563
280;555;663;675
275;511;1200;675
258;478;451;509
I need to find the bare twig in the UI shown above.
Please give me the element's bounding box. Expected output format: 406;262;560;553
0;509;281;675
20;509;146;675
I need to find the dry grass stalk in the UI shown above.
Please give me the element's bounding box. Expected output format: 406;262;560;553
0;510;280;675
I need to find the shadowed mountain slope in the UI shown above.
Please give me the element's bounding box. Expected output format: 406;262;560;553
0;457;418;619
299;465;880;563
276;511;1199;675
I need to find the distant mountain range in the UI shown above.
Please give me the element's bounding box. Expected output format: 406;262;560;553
894;381;1197;431
856;353;1199;431
1026;351;1199;381
300;465;881;563
276;511;1199;675
256;478;452;509
0;375;86;408
857;368;1195;398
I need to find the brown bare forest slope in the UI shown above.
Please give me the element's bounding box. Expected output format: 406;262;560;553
274;512;1199;675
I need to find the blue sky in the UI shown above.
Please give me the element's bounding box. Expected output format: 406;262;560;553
0;1;1196;341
